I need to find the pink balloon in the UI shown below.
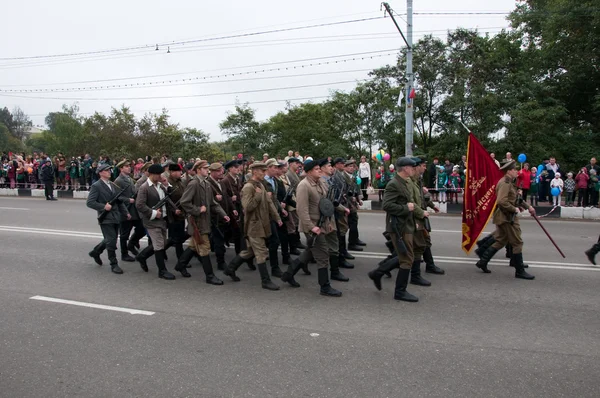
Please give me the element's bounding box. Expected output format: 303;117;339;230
237;153;243;159
383;153;390;161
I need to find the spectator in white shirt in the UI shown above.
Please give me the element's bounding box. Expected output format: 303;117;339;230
359;155;371;201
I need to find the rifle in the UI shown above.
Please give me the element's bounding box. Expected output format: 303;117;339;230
189;215;204;245
97;186;127;224
283;185;296;208
390;215;408;254
151;185;180;211
419;176;432;233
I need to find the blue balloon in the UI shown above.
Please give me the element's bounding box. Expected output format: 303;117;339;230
537;164;545;177
551;187;561;197
518;153;526;163
356;177;362;185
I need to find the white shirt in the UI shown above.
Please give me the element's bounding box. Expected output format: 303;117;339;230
102;179;113;192
359;161;371;179
147;179;166;220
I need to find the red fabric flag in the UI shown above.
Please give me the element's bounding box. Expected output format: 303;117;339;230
409;88;416;99
461;133;504;254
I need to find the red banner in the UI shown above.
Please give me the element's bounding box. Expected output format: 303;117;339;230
461;133;504;254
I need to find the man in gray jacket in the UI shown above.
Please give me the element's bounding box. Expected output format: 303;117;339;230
86;163;130;274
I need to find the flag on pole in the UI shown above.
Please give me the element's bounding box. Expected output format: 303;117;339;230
461;133;504;254
397;90;404;107
409;88;416;99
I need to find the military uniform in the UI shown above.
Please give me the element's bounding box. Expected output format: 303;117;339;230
114;160;145;261
343;160;365;251
476;160;535;279
206;163;229;270
368;157;419;302
221;161;243;254
177;160;227;285
332;158;353;262
86;163;130;274
165;165;188;259
224;162;282;290
262;159;286;277
285;158;305;253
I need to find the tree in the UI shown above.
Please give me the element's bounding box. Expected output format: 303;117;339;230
220;104;267;157
12;107;32;141
0;122;24;153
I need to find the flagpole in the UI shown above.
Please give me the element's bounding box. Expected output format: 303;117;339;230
460;122;471;134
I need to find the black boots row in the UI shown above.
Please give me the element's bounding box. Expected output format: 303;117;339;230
223;255;279;290
367;259;418;302
476;246;535;280
585;242;600;265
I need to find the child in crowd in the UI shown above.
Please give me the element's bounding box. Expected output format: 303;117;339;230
590;169;599;207
550;172;564;207
436;165;448;203
529;167;538;206
564;172;576;206
448;165;462;204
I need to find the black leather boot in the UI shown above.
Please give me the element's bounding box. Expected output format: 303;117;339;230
127;241;139;256
107;250;123;274
269;248;283;277
318;268;342;297
476;246;498;273
410;259;431;286
340;238;355;260
585;243;600;265
135;245;154;272
174;248;193;277
423;247;445;275
288;233;301;255
88;250;103;266
475;235;495;258
505;244;513;258
282;254;291;265
330;255;349;282
339;254;355;269
224;255;245;282
513;253;535;280
368;255;399;291
200;256;224;285
355;239;367;246
394;268;418;302
121;251;135;262
257;262;280;290
348;243;364;251
155;250;175;280
281;259;303;287
296;250;312;275
245;256;256;271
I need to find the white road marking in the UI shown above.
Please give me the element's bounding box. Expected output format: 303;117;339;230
30;295;155;315
310;333;320;337
0;207;30;211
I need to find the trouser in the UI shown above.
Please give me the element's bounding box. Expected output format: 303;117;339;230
348;211;360;244
188;234;211;256
552;194;561;206
390;232;414;270
94;223;119;264
146;226;168;251
412;228;428;260
529;193;538;206
44;181;54;198
239;236;269;264
521;188;528;202
491;222;523;254
577;188;587;206
120;219;145;254
277;221;290;257
167;219;188;258
211;223;227;264
566;191;574;206
305;231;338;269
286;211;298;234
360;177;370;200
268;221;281;264
225;224;242;254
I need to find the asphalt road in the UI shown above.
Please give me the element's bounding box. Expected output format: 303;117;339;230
1;197;599;398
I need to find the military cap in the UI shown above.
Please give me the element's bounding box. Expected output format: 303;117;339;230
148;164;164;175
411;157;423;166
287;157;301;164
193;160;208;170
224;160;239;169
332;157;346;166
184;162;194;171
116;159;129;169
168;163;182;172
209;162;223;171
318;158;330;167
249;162;268;170
500;160;516;172
277;161;286;168
396;157;416;168
265;158;279;168
97;163;112;173
344;159;356;166
303;159;319;172
141;162;152;172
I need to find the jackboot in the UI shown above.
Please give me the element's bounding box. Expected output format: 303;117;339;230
136;245;154;272
585;243;600;265
348;243;364;252
330;255;349;282
318;267;342;297
155;250;175;280
224;255;245;282
127;241;139;256
475;235;495;258
423;247;445;275
282;254;291;265
295;232;307;249
368;255;399;291
174;247;193;277
269;248;283;277
121;251;135;262
108;250;123;274
509;256;529;268
257;262;280;290
281;259;303;287
245;256;256;271
339;254;355;269
288;233;301;255
505;244;513;258
393;268;418;302
340;238;355;260
200;256;224;285
513;253;535;280
355;239;367;246
476;246;498;274
89;250;103;266
297;250;312;275
410;259;431;286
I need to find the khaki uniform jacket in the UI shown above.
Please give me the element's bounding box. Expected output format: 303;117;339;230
382;174;415;234
296;176;336;234
221;173;242;217
136;180;169;230
180;176;227;235
493;176;531;226
114;174;139;220
241;179;280;238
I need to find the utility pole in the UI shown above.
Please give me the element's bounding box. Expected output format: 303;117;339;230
382;1;414;156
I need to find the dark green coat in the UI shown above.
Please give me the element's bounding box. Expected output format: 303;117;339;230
382;174;415;234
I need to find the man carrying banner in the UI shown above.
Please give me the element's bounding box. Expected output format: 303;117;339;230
476;160;536;280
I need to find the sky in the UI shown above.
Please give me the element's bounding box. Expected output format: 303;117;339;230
0;0;518;141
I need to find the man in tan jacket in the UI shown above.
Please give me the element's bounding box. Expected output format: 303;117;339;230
224;162;283;290
176;160;229;285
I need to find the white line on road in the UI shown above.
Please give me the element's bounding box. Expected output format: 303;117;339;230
0;207;30;210
29;295;155;315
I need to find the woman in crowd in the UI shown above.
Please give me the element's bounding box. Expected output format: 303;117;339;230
575;167;589;207
517;163;532;202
